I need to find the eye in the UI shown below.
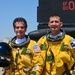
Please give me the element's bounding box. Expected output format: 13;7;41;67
21;26;25;29
15;26;25;29
50;21;53;23
55;21;59;23
15;27;19;29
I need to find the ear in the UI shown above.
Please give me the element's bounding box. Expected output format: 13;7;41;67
60;22;63;27
14;28;16;32
48;22;50;27
25;28;27;32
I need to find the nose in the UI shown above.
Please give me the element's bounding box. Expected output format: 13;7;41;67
18;27;22;30
52;21;56;25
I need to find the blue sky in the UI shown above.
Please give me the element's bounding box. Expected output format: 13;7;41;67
0;0;38;40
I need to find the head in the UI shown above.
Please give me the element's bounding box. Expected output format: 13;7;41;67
0;42;12;67
48;13;63;35
13;17;27;39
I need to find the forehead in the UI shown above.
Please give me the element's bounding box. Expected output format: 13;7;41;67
50;16;60;21
15;21;25;26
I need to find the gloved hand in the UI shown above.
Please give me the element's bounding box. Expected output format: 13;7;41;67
59;51;74;69
20;55;33;69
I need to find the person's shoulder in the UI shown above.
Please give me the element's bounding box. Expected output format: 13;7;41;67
30;39;36;43
39;35;46;40
37;35;46;45
65;34;74;39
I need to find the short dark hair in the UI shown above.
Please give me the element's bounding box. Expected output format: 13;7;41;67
50;13;61;20
13;17;27;28
50;13;61;21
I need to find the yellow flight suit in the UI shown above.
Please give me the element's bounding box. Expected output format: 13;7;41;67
3;35;43;75
38;29;75;75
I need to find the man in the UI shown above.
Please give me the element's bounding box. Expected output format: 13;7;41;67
38;13;75;75
3;17;43;75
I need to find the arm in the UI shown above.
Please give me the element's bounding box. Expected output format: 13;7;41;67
30;44;44;75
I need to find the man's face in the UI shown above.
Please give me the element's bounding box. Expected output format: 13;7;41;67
48;16;63;31
14;21;26;39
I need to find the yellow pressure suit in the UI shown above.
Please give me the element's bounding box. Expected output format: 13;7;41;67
3;35;43;75
38;29;75;75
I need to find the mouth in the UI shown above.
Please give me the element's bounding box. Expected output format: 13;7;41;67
51;27;57;30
